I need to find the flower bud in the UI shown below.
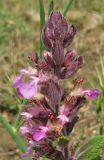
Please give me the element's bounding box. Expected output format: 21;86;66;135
42;12;76;66
40;79;63;108
61;50;83;78
63;24;77;48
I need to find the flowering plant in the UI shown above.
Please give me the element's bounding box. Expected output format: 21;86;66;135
13;12;99;160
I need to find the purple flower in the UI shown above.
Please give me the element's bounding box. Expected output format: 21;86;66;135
20;121;37;136
20;123;31;135
80;88;100;99
20;126;29;135
22;146;33;158
33;126;49;142
22;141;35;158
33;130;46;142
59;96;86;123
21;99;52;123
21;112;33;120
13;67;39;99
15;11;98;160
58;114;69;125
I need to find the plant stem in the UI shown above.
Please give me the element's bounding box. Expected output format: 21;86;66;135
14;106;22;130
0;113;32;160
14;99;27;130
39;0;45;58
62;0;73;16
63;126;71;160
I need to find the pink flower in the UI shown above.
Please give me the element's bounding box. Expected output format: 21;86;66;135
21;99;51;122
15;11;99;160
13;67;39;99
22;146;33;158
22;141;35;158
33;126;49;142
59;96;86;123
20;121;37;136
20;125;30;135
80;88;99;99
21;112;33;120
58;114;69;125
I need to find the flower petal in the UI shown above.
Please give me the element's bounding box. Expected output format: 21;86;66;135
21;112;33;119
81;89;100;99
20;126;30;135
22;146;33;158
13;75;22;88
33;130;46;142
18;79;39;99
58;114;69;125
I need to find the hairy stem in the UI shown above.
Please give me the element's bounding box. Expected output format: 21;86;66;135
14;99;27;130
63;126;71;160
14;106;22;130
0;113;32;160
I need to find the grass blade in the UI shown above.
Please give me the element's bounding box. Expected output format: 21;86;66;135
39;0;45;58
62;0;73;16
48;0;54;17
100;58;104;80
96;67;103;87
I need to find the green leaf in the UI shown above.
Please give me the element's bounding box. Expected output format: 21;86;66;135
62;0;73;16
48;0;54;17
96;98;102;114
74;135;104;160
53;136;70;150
57;136;70;146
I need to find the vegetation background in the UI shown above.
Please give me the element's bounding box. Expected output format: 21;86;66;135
0;0;104;160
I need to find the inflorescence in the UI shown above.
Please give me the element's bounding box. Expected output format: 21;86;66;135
13;12;99;160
